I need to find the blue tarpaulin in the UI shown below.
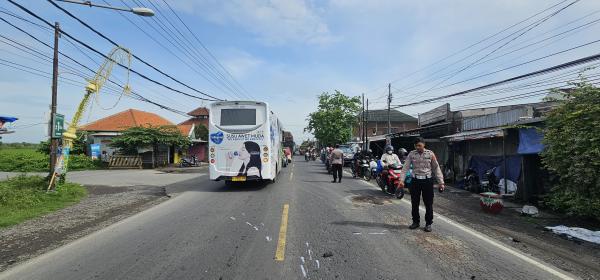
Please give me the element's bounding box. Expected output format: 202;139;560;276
468;155;522;183
518;128;544;154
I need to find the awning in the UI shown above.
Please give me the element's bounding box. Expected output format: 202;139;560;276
0;116;18;123
441;127;504;142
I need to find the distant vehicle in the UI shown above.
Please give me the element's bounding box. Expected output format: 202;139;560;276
339;145;354;166
283;147;292;163
208;101;283;184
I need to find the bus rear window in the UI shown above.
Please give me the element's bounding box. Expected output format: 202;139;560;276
220;109;256;126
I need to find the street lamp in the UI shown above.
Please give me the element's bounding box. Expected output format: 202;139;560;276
53;0;155;17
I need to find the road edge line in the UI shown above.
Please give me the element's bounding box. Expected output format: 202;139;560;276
358;176;576;280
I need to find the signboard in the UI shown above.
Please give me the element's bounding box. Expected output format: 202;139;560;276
419;103;450;127
54;146;70;175
90;144;101;160
51;113;65;139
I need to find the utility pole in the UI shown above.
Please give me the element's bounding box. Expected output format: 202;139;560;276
366;99;369;146
361;93;365;150
387;83;392;134
49;22;60;177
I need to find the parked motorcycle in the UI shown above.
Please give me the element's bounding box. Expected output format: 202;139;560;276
463;168;480;192
481;167;500;193
179;155;198;167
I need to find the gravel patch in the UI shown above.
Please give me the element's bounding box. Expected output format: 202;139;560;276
0;185;169;272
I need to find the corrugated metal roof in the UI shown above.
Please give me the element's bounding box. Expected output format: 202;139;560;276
359;110;417;122
462;107;530;131
442;127;504;142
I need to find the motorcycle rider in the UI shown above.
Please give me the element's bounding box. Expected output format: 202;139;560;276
380;145;402;168
352;147;362;177
398;137;444;233
398;148;408;164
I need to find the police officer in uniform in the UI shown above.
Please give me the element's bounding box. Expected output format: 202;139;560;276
398;137;444;232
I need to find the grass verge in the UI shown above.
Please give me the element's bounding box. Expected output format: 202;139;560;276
0;148;103;172
0;175;87;227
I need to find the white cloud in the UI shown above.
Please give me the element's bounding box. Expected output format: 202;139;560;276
171;0;338;46
219;49;264;78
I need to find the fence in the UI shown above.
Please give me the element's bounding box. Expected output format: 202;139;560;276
108;155;142;169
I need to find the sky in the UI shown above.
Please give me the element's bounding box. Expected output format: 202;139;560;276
1;0;600;143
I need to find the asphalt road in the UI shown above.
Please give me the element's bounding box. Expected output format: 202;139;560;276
0;157;578;280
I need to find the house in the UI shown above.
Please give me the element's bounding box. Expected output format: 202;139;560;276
367;101;557;202
177;107;211;162
354;109;418;140
80;109;179;167
179;107;209;128
440;101;557;201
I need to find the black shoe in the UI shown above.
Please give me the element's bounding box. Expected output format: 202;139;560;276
409;223;420;230
331;180;337;183
424;224;432;232
338;180;342;183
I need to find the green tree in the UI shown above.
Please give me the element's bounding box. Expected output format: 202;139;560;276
110;125;191;155
305;91;361;146
542;78;600;218
38;132;88;155
193;124;208;141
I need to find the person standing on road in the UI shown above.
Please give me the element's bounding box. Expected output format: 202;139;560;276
398;137;444;232
330;144;344;183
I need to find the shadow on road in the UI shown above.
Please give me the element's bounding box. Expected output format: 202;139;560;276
331;220;405;231
211;181;271;192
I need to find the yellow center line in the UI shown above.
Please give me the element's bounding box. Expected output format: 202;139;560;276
275;204;289;261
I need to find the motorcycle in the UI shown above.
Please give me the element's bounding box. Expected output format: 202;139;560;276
360;157;371;181
463;168;480;192
369;159;379;183
378;162;404;199
351;157;370;180
305;152;310;162
179;155;198;167
481;167;500;193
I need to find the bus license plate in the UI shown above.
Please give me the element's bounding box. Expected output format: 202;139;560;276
232;176;246;182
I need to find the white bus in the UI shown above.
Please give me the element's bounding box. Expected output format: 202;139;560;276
208;101;283;183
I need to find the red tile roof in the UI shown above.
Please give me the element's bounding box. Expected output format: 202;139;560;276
80;109;174;132
177;124;193;137
178;118;208;127
187;107;209;117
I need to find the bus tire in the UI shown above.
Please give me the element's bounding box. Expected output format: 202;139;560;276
271;165;278;183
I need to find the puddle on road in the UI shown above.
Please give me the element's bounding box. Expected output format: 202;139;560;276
350;195;392;206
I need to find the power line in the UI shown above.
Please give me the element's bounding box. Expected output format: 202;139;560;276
102;0;236;101
0;20;190;116
142;0;249;100
158;0;255;100
417;0;580;95
37;0;222;101
362;0;571;97
392;52;600;109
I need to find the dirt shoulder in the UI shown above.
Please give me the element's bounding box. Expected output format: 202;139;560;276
434;187;600;280
0;184;169;272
